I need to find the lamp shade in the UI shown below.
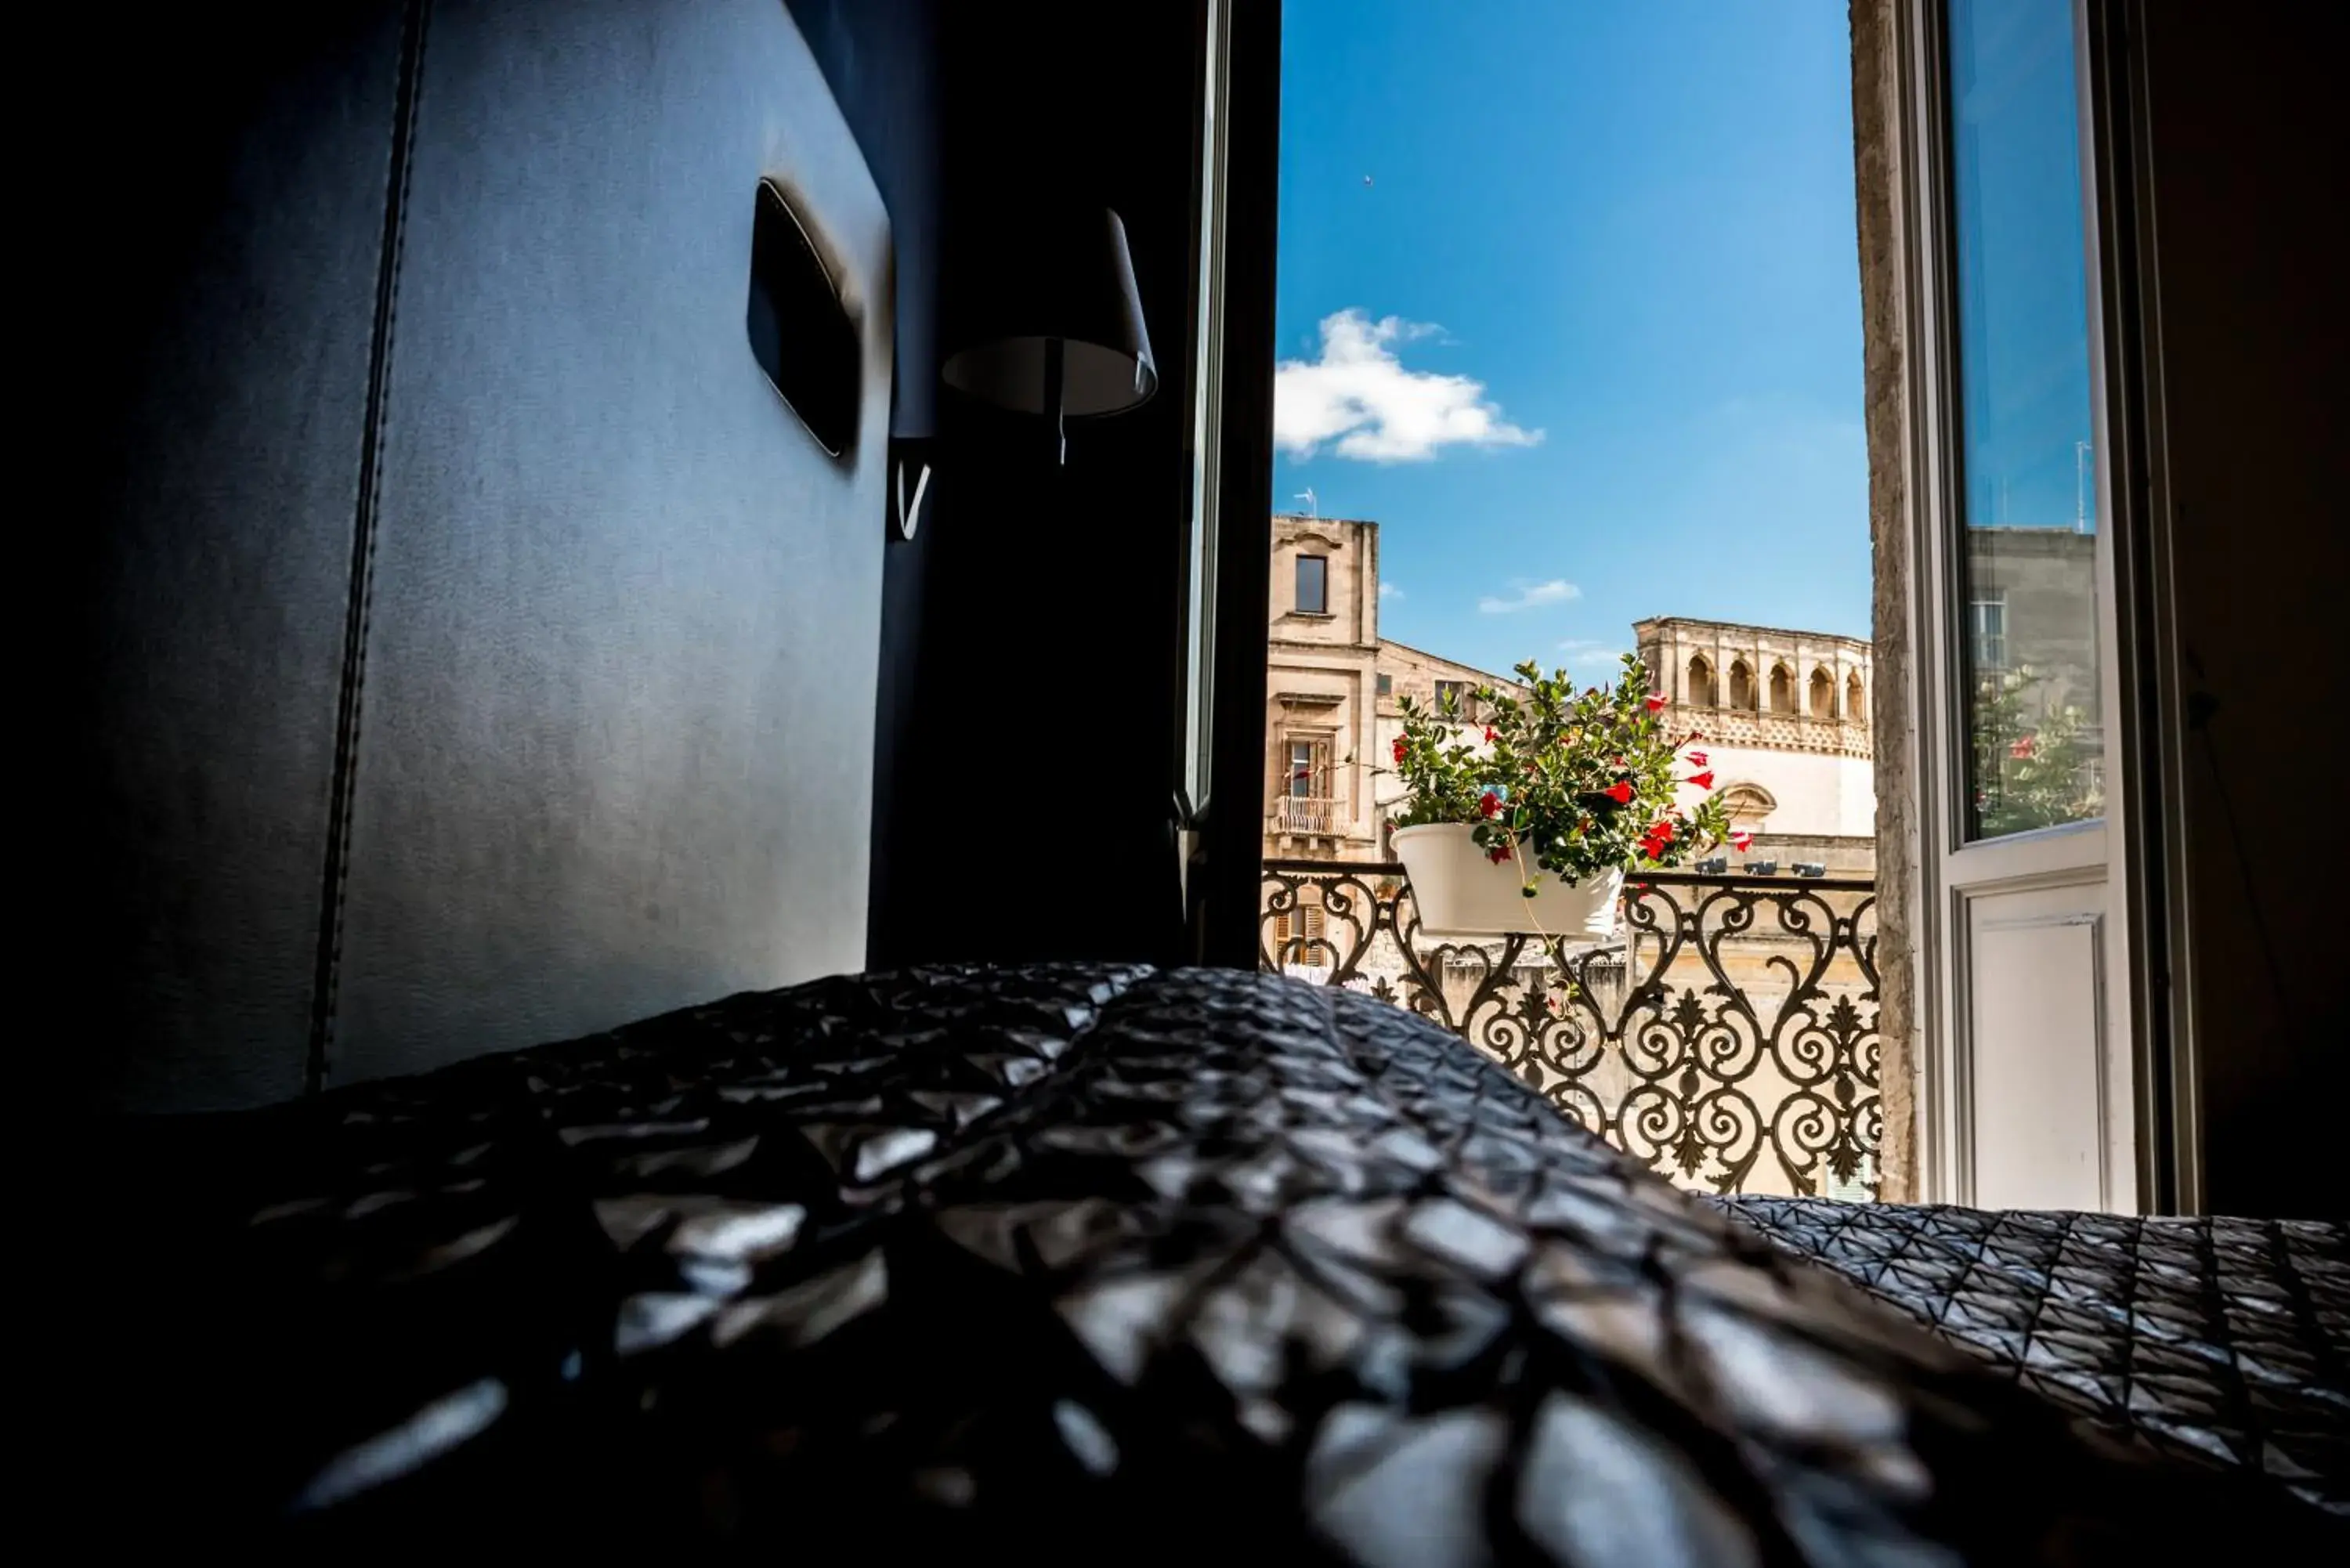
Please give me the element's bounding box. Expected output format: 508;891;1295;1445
942;206;1157;418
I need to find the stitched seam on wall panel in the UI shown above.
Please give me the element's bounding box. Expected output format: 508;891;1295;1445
309;0;430;1096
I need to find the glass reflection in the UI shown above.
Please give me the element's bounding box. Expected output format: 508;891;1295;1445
1947;0;2103;839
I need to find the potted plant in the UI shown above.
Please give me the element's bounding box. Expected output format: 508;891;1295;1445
1386;656;1745;947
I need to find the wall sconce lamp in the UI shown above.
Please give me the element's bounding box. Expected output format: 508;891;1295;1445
888;435;935;541
941;206;1157;464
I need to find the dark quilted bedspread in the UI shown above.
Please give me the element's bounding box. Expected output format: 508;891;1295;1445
1718;1196;2349;1516
80;963;2342;1558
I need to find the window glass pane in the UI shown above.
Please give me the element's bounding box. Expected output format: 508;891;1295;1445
1948;0;2103;839
1969;597;2007;670
1296;554;1328;614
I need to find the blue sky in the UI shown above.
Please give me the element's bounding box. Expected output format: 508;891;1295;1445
1274;0;1871;681
1948;0;2098;537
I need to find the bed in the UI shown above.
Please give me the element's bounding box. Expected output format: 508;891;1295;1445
81;963;2345;1556
1715;1195;2346;1515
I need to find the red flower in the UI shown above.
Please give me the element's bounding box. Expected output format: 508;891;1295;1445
1647;818;1675;845
1730;830;1754;852
1603;781;1634;804
1478;790;1502;818
1392;737;1408;764
1687;749;1709;768
1484;726;1498;744
2009;735;2035;759
1685;770;1716;790
1487;845;1511;865
1645;693;1668;714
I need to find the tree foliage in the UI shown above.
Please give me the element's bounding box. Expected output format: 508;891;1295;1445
1970;665;2101;837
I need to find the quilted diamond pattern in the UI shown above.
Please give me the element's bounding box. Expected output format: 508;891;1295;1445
1719;1196;2349;1516
85;965;2342;1556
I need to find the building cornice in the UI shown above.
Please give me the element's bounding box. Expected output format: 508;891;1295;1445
1632;616;1874;654
1375;638;1526;691
1268;637;1377;654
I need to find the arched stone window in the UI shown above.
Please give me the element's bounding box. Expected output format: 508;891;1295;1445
1810;667;1835;717
1769;663;1795;714
1729;659;1756;710
1719;782;1777;827
1687;654;1716;707
1847;671;1864;720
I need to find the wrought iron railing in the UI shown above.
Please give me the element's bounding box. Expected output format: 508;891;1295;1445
1261;861;1881;1201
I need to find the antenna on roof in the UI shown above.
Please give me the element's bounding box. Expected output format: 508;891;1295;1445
1294;487;1318;518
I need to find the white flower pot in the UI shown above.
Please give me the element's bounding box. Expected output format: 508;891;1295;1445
1391;823;1622;941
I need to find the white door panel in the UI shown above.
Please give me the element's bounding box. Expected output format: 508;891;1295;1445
1965;889;2117;1210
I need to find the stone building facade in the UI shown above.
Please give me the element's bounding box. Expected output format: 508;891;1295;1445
1633;617;1877;875
1265;515;1879;879
1264;513;1383;860
1264;513;1520;862
1962;525;2099;742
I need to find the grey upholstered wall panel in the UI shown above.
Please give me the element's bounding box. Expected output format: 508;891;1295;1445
76;6;404;1113
330;0;891;1084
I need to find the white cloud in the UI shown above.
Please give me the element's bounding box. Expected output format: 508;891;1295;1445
1556;638;1625;670
1274;309;1542;463
1479;579;1581;615
1378;581;1404;602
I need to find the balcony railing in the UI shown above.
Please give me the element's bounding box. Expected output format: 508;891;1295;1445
1261;861;1881;1201
1268;796;1340;836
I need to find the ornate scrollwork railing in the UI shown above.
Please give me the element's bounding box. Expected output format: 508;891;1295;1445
1261;862;1881;1200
